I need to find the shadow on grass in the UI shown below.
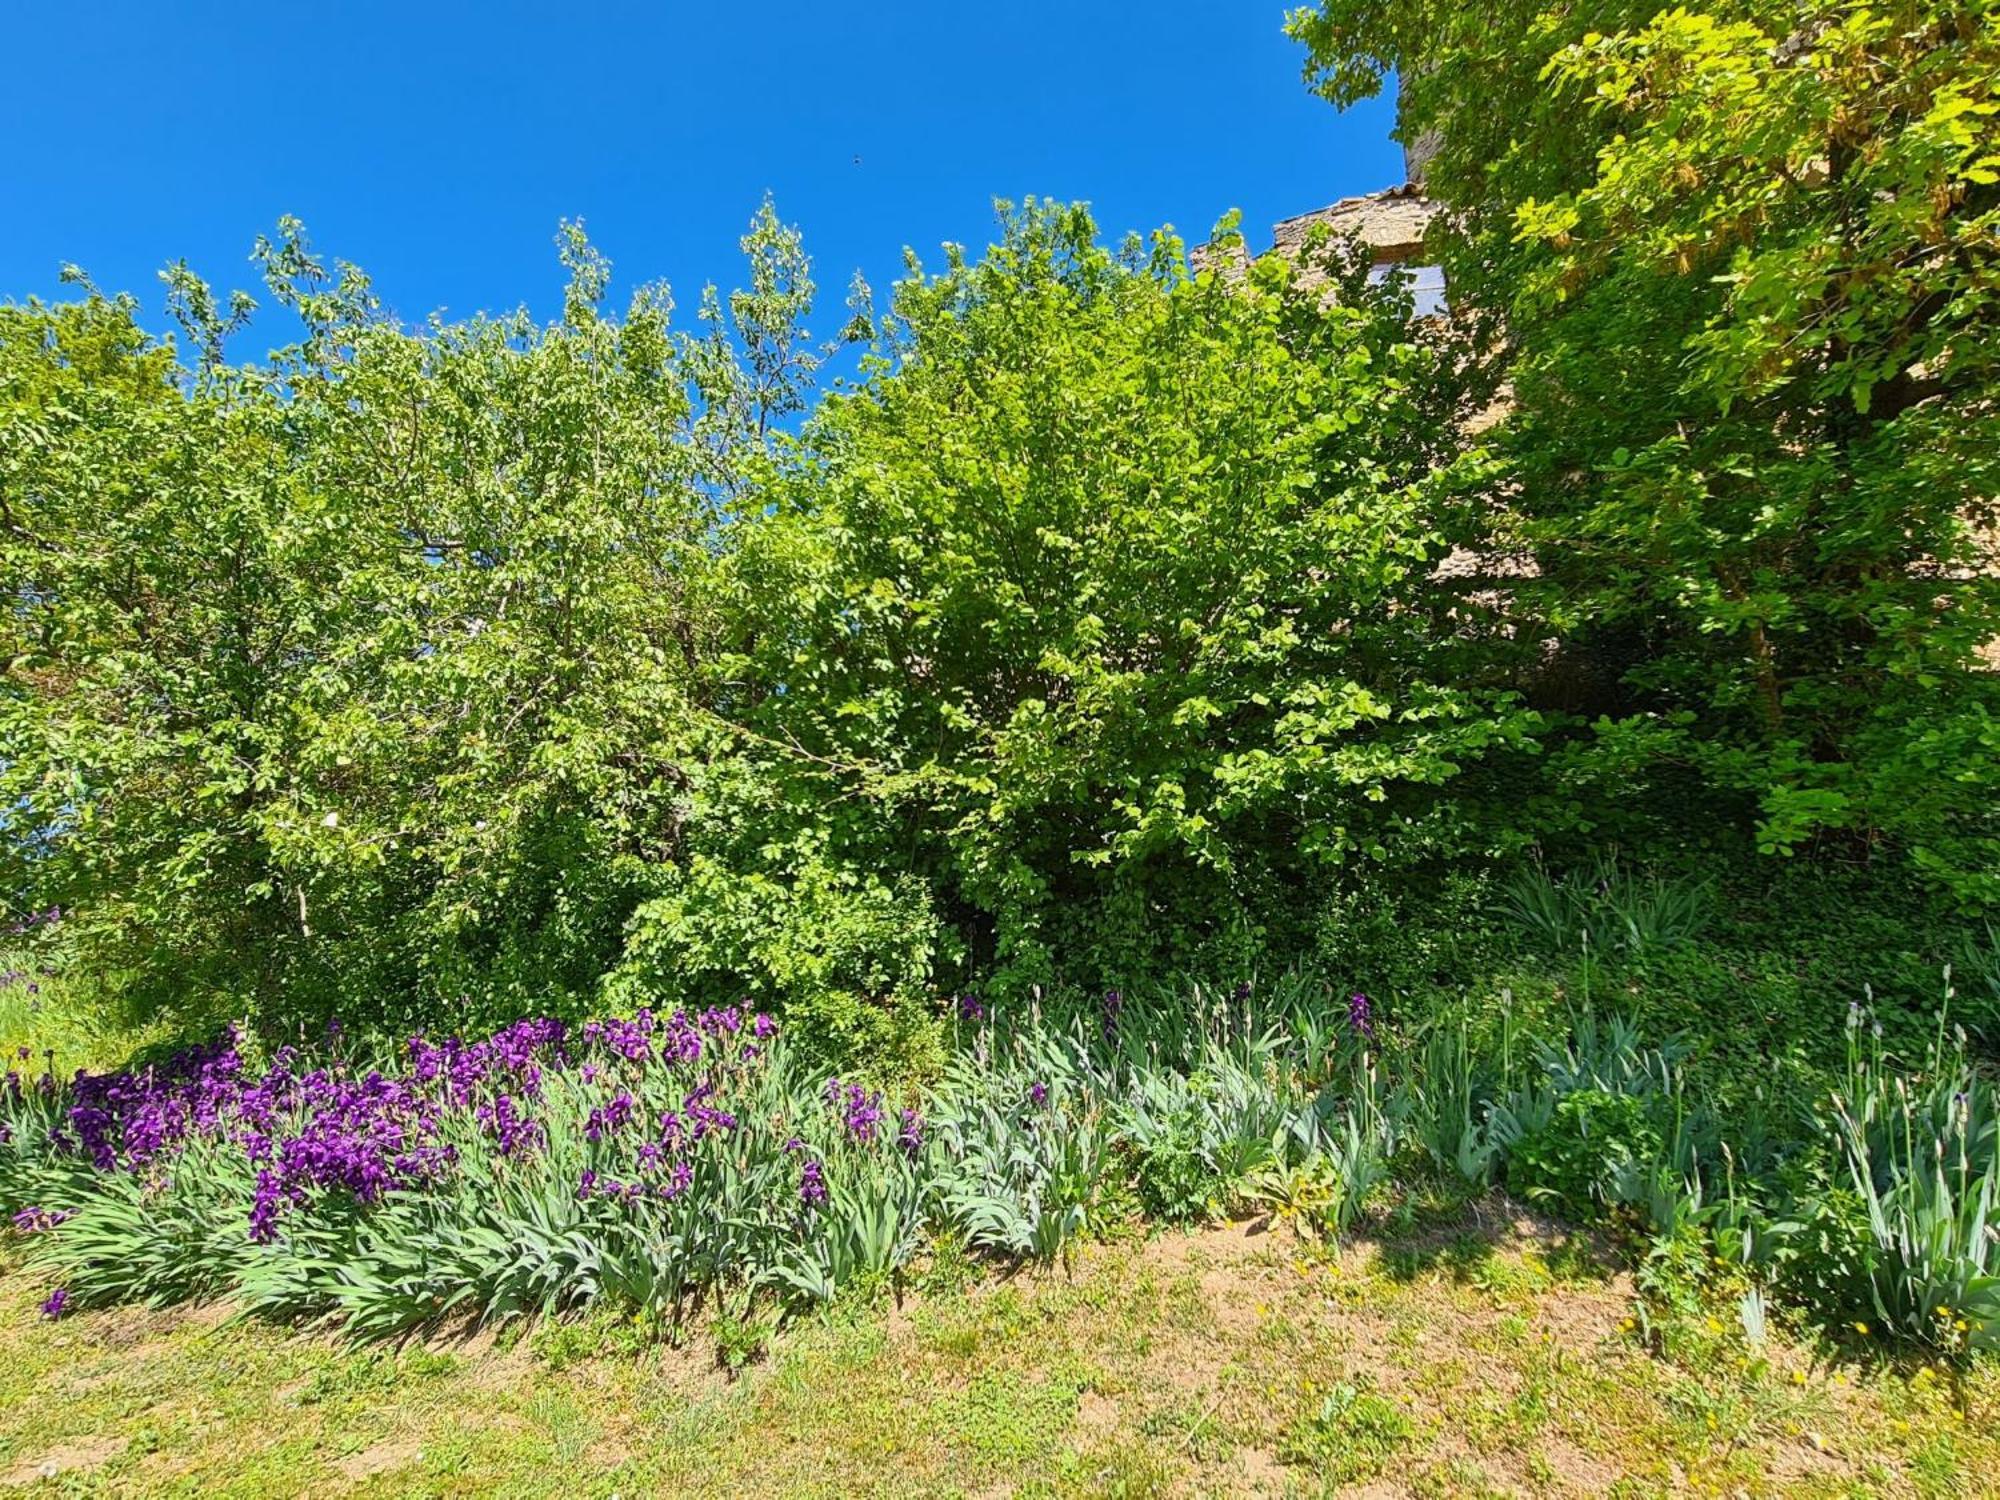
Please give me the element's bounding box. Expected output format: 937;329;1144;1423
1370;1193;1624;1288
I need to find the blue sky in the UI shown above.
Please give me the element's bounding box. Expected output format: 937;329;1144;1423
1;1;1402;339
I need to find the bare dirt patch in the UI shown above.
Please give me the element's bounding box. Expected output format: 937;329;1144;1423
3;1435;128;1487
1229;1445;1287;1496
332;1435;423;1483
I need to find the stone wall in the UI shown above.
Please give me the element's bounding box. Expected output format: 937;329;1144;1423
1191;183;1437;281
1269;184;1435;267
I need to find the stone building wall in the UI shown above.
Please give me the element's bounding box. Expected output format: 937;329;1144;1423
1190;183;1436;282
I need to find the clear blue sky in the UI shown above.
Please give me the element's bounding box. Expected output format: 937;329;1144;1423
1;1;1402;338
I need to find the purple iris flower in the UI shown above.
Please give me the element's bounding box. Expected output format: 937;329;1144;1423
1347;991;1374;1039
664;1159;694;1198
2;1000;911;1295
799;1158;827;1208
838;1084;883;1144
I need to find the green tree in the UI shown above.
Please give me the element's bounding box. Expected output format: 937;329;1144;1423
642;202;1537;1012
1;209;815;1028
1290;0;2000;898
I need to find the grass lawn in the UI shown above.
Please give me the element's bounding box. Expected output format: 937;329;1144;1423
2;1206;1993;1497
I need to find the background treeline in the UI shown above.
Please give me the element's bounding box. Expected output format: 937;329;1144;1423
3;0;1997;1060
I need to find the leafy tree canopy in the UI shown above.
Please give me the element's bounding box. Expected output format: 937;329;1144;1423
1289;0;2000;898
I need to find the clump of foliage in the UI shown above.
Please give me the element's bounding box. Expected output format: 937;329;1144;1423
696;203;1532;1001
0;1005;929;1332
1497;855;1713;959
1719;1004;2000;1356
0;981;1381;1332
1;213;789;1034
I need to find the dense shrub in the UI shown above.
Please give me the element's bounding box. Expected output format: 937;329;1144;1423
689;201;1536;1003
0;219;768;1033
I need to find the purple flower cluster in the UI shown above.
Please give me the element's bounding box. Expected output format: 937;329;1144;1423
67;1029;252;1170
243;1069;459;1228
1347;991;1374;1039
819;1078;923;1155
826;1078;884;1144
475;1093;542;1158
1102;988;1124;1040
796;1160;828;1208
798;1157;827;1208
50;1028;489;1245
248;1170;284;1244
9;1003;783;1248
782;1132;831;1207
407;1017;568;1106
678;1078;741;1142
585;1091;635;1142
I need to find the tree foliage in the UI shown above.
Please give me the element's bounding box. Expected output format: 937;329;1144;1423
1290;0;2000;896
678;204;1532;1010
6;5;1997;1048
2;211;807;1027
4;200;1515;1043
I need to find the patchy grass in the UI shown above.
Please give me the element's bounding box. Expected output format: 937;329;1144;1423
2;1209;1994;1496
